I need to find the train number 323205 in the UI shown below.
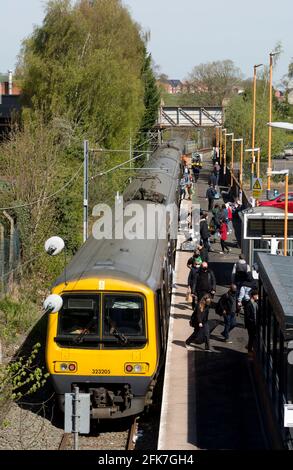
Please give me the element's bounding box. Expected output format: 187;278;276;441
92;369;111;374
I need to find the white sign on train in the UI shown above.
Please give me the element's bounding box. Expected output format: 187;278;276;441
92;197;179;240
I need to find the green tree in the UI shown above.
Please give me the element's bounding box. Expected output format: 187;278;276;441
187;59;244;106
17;0;146;149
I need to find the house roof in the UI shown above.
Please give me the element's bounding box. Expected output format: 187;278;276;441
168;80;182;88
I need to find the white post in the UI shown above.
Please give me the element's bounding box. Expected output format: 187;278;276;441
83;140;89;243
8;70;12;95
129;136;132;170
72;386;79;450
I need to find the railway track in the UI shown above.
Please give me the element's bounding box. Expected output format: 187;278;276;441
58;418;138;451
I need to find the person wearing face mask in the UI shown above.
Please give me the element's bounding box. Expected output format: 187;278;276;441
188;258;203;309
189;261;216;306
186;294;212;351
219;284;237;343
187;249;202;270
244;289;258;354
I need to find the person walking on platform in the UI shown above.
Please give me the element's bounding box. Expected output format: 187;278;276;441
186;294;212;351
197;243;209;263
206;185;217;211
214;161;221;186
218;284;237;343
231;254;251;292
187;258;202;309
244;289;258;353
200;212;210;252
226;202;233;233
208;172;217;188
237;273;257;312
219;218;230;254
187;249;202;270
190;261;216;304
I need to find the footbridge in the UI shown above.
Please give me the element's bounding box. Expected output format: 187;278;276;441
157;106;223;128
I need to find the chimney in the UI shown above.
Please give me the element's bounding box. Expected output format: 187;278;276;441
8;70;13;95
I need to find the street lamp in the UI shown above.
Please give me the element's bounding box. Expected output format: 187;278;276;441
267;169;289;256
245;147;261;179
226;133;234;183
222;128;227;174
215;125;221;160
232;138;244;190
252;64;263;175
267;52;279;191
219;126;225;165
267;120;293;255
267;122;293;131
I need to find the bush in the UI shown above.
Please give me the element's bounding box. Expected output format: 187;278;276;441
0;343;49;427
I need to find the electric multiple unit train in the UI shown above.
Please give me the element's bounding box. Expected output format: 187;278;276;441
45;138;183;419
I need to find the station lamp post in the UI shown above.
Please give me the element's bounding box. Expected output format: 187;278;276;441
267;169;289;256
252;64;263;175
226;133;234;183
232;138;244;190
267;121;293;255
245;147;261;178
267;52;279;192
222;128;227;174
215;125;221;160
219;127;226;166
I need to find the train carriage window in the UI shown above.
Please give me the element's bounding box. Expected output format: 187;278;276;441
58;295;100;336
102;294;146;347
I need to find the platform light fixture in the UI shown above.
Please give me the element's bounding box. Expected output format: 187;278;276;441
267;52;280;191
232;138;244;189
252;64;263;178
245;147;261;178
267;168;289;256
226;133;234;183
267;121;293;256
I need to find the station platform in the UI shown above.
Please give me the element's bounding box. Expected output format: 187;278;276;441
158;152;270;450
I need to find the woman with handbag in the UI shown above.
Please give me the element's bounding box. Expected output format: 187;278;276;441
186;294;212;351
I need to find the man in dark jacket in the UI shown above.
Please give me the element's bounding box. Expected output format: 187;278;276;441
208;172;217;188
206;185;217;211
244;289;258;353
189;261;216;305
219;284;237;343
231;254;251;292
187;258;202;309
200;212;210;251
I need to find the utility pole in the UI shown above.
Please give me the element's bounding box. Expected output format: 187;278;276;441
83;140;89;243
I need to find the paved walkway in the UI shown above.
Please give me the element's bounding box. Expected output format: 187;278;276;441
158;152;269;450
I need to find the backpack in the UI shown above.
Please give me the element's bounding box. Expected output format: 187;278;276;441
215;293;228;316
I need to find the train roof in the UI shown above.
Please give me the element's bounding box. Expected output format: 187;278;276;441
53;140;182;291
256;253;293;336
240;206;293;219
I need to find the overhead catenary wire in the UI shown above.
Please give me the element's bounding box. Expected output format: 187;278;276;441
90;152;144;180
0;162;83;211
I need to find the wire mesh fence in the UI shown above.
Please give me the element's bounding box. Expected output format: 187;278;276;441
0;225;21;296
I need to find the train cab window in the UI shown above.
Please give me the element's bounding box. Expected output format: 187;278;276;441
58;295;100;337
102;294;146;347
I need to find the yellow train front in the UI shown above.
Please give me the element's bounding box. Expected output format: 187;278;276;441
45;140;182;419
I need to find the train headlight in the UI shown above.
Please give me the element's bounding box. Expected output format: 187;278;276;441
124;363;149;374
54;362;77;373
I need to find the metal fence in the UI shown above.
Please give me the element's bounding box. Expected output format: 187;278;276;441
0;217;21;296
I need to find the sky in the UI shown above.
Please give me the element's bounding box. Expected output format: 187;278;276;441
0;0;292;85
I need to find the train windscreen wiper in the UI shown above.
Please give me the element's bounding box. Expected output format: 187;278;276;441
73;317;97;343
110;326;128;344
